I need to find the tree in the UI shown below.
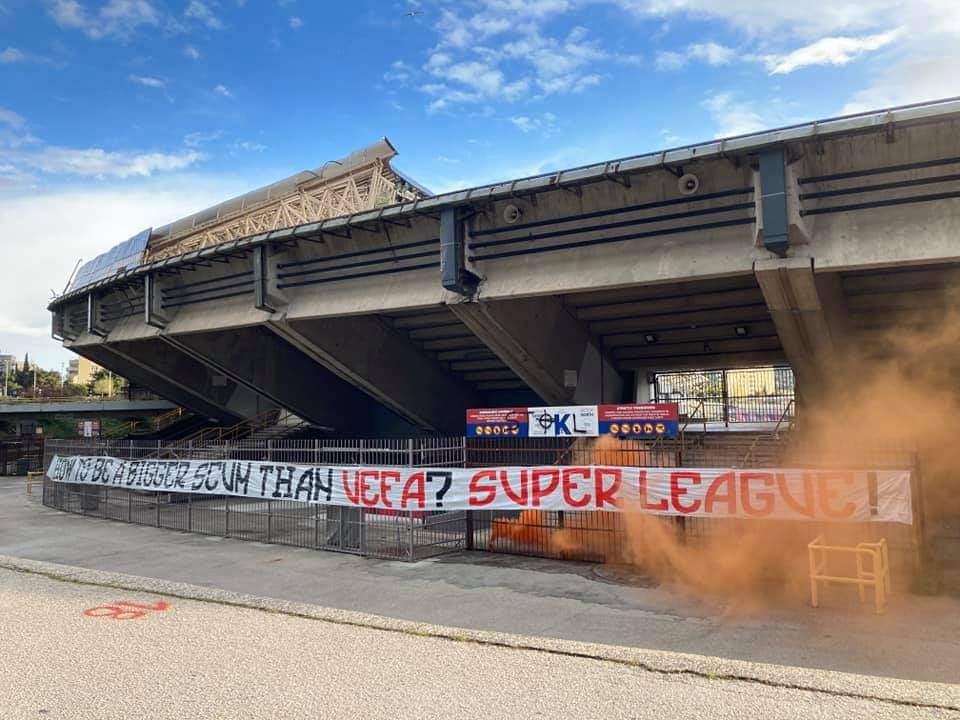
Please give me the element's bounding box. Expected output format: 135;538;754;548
87;368;126;397
60;381;86;397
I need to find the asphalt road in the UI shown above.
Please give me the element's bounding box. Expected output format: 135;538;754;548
3;479;959;684
1;566;955;720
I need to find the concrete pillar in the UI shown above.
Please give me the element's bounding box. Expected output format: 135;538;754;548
266;316;479;433
754;257;847;396
449;296;625;405
165;326;388;434
66;341;242;424
634;369;654;403
107;337;263;420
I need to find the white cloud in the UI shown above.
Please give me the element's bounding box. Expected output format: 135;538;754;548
397;0;959;128
842;38;960;113
0;177;246;368
184;0;223;29
21;147;204;179
765;31;899;74
129;74;165;89
0;109;40;150
443;60;505;95
690;42;736;65
183;130;222;147
0;47;24;63
510;112;558;136
213;84;232;97
616;0;960;116
0;107;25;129
659;128;684;145
184;45;200;60
417;19;612;111
0;163;34;188
614;0;911;38
1;47;58;66
656;41;736;70
384;59;415;84
654;50;685;71
49;0;160;40
700;91;766;137
233;140;266;152
1;110;203;181
289;16;303;30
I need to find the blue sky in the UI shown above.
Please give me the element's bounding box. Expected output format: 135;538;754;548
1;0;958;369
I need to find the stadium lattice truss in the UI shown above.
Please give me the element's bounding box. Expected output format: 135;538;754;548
144;142;425;262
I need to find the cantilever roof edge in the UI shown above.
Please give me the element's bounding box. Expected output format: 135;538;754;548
48;96;960;311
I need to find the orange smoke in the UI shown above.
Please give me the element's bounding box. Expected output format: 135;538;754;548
547;290;960;607
488;510;552;550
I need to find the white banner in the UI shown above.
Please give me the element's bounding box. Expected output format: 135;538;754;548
527;405;598;437
46;456;913;524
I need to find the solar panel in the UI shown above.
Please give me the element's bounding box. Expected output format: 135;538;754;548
68;228;151;292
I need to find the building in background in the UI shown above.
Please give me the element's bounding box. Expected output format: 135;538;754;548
0;354;19;397
0;355;18;377
67;356;100;386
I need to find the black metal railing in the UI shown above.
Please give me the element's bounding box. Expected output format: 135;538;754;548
654;366;795;426
40;434;921;575
0;436;44;475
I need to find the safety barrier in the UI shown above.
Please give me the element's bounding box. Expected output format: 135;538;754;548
0;436;44;476
41;479;467;562
25;470;43;495
808;534;891;613
40;437;922;572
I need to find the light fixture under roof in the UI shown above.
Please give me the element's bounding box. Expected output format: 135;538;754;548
644;333;658;344
735;325;749;337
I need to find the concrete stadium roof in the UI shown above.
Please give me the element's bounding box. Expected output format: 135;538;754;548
49;95;960;311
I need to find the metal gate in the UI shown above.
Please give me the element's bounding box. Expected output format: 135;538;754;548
654;366;795;426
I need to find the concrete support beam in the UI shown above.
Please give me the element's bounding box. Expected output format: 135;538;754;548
267;316;478;432
754;257;848;393
617;349;787;372
449;296;625;405
108;338;263;421
86;293;107;337
813;271;853;354
66;340;242;424
167;326;385;434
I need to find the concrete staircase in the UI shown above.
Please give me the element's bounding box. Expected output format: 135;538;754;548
679;430;791;468
244;411;311;443
148;409;313;460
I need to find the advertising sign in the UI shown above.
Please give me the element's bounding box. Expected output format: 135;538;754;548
465;407;527;437
527;405;598;437
467;404;679;438
76;420;100;438
598;403;679;438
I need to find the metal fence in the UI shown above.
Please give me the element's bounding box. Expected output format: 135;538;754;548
41;479;467;562
42;437;467;562
1;436;44;475
42;437;466;468
655;366;795;425
41;435;922;577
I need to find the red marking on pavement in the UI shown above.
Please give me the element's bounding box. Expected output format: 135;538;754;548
83;600;170;621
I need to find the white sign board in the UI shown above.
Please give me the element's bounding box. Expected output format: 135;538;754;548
526;405;598;437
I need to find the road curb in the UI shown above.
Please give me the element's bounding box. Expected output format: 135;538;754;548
0;553;956;710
